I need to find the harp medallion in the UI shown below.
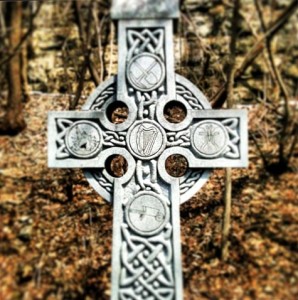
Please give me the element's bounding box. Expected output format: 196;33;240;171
127;120;166;160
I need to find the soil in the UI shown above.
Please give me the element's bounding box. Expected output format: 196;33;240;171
0;94;297;300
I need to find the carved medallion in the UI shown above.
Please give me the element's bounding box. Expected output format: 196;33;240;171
65;121;102;158
127;53;165;91
192;120;228;158
127;120;167;160
125;192;169;236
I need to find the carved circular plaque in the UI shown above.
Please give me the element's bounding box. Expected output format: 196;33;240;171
127;120;167;160
125;192;169;236
192;120;228;158
127;53;165;91
65;121;102;158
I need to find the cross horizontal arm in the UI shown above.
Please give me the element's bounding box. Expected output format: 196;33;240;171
190;109;248;167
158;109;248;172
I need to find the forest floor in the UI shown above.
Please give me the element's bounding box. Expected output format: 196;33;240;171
0;94;297;300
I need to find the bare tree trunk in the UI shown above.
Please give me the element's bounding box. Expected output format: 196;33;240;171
0;1;25;135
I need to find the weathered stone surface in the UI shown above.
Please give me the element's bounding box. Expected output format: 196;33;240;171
48;14;248;300
111;0;179;19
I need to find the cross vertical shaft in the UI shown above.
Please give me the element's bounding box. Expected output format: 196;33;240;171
110;15;184;299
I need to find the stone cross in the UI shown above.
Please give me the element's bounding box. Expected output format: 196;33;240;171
48;1;248;299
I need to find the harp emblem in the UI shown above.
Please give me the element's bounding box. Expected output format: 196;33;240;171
136;125;158;156
127;120;167;160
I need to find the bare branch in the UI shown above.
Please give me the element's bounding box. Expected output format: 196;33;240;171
211;0;298;108
250;133;269;169
0;1;43;68
71;0;93;110
92;6;107;83
254;0;289;112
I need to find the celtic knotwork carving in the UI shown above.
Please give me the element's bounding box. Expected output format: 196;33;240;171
55;119;73;159
136;160;162;194
127;29;164;60
103;131;127;147
222;118;240;159
91;170;113;193
179;170;204;195
136;90;157;120
48;16;248;300
90;85;115;110
176;84;203;110
120;224;174;300
166;130;190;147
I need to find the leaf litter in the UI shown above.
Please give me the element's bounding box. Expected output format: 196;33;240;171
0;94;297;299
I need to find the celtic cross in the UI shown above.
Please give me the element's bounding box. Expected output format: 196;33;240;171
48;1;248;299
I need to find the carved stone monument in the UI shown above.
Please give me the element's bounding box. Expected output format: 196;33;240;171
48;1;248;299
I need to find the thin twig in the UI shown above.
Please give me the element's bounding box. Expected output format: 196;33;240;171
240;80;282;116
181;10;212;55
221;0;240;262
286;122;298;162
240;10;279;90
254;0;292;166
71;0;97;109
0;1;6;37
250;133;269;169
92;6;106;83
